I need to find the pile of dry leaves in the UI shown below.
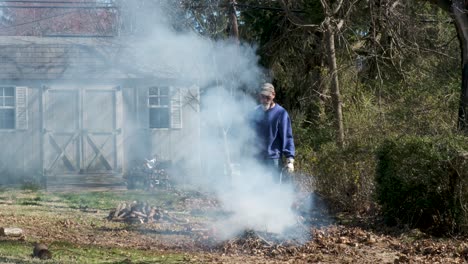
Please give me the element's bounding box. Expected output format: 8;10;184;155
192;225;468;263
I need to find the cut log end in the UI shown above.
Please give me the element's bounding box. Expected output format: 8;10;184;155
0;227;23;237
33;243;52;260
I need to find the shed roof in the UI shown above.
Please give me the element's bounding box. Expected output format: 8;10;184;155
0;36;175;81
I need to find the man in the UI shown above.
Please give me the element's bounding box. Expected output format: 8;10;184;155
250;83;295;182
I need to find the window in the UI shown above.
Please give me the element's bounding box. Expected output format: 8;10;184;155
147;86;182;129
149;87;170;128
0;87;15;129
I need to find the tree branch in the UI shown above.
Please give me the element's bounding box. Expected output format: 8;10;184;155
279;0;320;29
332;0;344;16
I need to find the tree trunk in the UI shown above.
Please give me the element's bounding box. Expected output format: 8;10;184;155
307;31;328;124
452;0;468;133
428;0;468;133
324;18;345;147
228;0;239;43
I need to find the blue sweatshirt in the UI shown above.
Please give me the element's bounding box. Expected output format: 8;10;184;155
250;104;295;159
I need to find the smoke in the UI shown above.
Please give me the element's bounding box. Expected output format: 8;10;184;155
199;87;300;238
127;25;262;90
119;2;305;239
215;166;297;238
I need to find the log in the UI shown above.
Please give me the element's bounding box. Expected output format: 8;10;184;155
108;201;188;224
33;243;52;260
0;227;23;237
116;209;129;218
115;203;125;214
132;211;148;218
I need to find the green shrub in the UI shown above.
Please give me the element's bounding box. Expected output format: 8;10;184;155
376;136;468;234
290;110;334;191
313;141;377;212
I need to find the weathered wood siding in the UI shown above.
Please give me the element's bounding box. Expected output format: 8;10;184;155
123;85;200;179
0;83;201;185
0;37;201;185
0;86;42;183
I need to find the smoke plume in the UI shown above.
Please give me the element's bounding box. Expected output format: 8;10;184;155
121;1;304;239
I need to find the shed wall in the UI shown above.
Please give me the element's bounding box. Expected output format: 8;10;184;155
123;86;201;182
0;86;42;183
0;83;201;185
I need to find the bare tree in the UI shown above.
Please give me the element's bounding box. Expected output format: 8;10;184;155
321;0;345;147
281;0;348;147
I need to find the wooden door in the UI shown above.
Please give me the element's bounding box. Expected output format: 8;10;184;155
43;89;81;175
42;86;122;176
82;88;122;174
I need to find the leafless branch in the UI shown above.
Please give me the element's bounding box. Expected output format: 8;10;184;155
279;0;320;29
331;0;343;16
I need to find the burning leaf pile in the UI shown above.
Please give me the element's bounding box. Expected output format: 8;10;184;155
107;201;187;224
102;194;467;263
220;230;305;257
199;226;468;263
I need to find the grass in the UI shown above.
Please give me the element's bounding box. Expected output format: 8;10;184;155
55;190;186;210
0;240;187;264
0;188;200;263
0;188;223;229
0;188;188;210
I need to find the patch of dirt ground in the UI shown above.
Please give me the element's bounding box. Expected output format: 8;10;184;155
0;191;467;263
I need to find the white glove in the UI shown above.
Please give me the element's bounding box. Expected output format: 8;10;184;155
286;158;294;173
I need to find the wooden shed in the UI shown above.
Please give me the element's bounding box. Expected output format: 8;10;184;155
0;36;201;187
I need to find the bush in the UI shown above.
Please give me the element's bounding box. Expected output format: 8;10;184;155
313;141;377;212
290;110;334;192
376;136;468;234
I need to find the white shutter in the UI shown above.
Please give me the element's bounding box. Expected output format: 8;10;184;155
15;86;28;130
170;87;182;129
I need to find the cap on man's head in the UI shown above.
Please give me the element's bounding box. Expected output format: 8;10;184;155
260;83;275;96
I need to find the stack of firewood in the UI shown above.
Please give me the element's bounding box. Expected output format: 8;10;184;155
107;201;185;224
